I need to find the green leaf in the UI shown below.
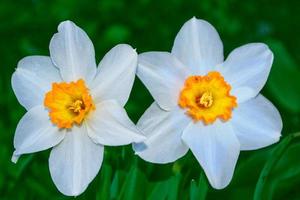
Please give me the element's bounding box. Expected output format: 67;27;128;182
189;180;199;200
166;173;181;200
14;155;34;178
96;164;113;200
148;179;170;200
118;161;147;200
266;40;300;113
231;148;272;188
198;172;209;200
256;138;300;200
110;169;127;199
148;173;181;200
254;132;300;200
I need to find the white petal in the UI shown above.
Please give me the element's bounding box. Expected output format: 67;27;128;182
171;17;223;75
86;100;145;146
137;52;190;110
231;95;282;150
11;56;62;110
12;105;65;162
182;120;240;189
218;43;273;103
49;20;97;83
89;44;137;106
49;125;104;196
133;103;190;164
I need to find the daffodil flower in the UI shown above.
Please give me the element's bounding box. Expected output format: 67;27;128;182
133;17;282;189
11;21;145;196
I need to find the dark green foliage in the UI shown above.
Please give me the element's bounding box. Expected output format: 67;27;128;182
0;0;299;199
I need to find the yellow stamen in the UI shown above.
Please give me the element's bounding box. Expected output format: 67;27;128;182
197;91;213;108
69;100;84;113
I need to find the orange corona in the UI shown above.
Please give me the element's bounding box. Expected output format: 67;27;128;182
178;71;237;124
44;79;95;129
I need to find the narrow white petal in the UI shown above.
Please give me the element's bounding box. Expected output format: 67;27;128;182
137;52;190;110
133;103;190;164
217;43;274;103
231;95;282;150
171;17;224;75
11;56;62;110
86;100;145;146
90;44;137;106
12;105;65;161
49;20;97;83
49;125;104;196
182;120;240;189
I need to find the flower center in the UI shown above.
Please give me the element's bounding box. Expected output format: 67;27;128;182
197;91;213;108
178;71;237;124
44;79;95;129
69;100;84;113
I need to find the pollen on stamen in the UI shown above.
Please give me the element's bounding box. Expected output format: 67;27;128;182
196;91;213;108
69;100;84;113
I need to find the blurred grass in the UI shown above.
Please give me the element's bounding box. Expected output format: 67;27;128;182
0;0;300;199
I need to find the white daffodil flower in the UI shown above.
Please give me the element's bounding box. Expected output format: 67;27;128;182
133;17;282;189
11;20;145;196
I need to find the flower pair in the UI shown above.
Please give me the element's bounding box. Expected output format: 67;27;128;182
12;18;282;196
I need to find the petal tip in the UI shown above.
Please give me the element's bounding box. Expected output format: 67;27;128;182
208;174;231;190
11;153;19;164
273;132;282;143
211;182;228;190
58;20;76;31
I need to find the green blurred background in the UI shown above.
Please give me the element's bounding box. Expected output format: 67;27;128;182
1;0;300;199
